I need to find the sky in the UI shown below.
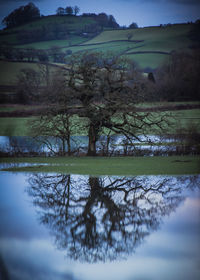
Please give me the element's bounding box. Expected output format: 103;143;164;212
0;0;199;28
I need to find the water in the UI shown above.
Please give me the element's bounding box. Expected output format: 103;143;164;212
0;172;200;280
0;135;182;156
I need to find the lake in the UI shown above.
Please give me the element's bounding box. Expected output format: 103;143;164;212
0;172;200;280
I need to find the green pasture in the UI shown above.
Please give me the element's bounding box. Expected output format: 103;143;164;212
125;53;170;69
0;33;18;45
84;24;192;46
16;36;87;49
62;40;136;55
79;24;193;68
0;117;32;136
171;109;200;129
0;156;199;175
0;108;199;137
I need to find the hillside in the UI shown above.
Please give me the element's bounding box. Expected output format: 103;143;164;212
0;16;199;88
0;15;99;46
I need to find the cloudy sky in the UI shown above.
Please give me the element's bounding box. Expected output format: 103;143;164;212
0;0;199;28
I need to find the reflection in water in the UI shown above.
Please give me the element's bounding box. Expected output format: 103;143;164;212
27;174;200;263
0;254;10;280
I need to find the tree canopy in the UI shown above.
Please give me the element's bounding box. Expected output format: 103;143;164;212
2;2;40;28
129;22;138;29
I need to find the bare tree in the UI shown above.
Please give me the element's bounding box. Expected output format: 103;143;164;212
127;32;133;41
74;6;80;16
56;52;171;156
21;52;171;156
30;112;82;156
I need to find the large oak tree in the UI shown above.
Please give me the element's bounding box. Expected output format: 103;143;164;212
20;52;171;156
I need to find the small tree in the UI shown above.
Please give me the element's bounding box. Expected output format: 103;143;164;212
127;32;133;41
74;6;80;16
65;6;73;15
31;113;79;156
56;7;65;15
129;22;138;29
49;46;66;63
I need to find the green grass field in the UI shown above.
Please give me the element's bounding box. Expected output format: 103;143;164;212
0;156;199;175
16;36;88;49
78;24;193;69
0;117;32;136
125;53;170;69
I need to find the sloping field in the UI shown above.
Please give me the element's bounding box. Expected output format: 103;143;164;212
0;22;196;77
0;15;96;47
16;36;87;49
83;24;191;49
78;24;193;69
126;53;170;69
62;40;136;55
0;15;96;34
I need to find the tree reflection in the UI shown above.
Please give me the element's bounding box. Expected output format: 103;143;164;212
27;174;199;262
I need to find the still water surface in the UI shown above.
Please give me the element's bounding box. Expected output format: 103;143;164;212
0;172;200;280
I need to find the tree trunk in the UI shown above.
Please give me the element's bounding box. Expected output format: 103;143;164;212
87;123;98;156
67;135;71;156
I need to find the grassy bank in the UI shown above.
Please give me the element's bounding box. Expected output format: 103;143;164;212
1;156;199;175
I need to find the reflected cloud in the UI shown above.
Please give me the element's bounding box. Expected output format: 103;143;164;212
0;238;76;280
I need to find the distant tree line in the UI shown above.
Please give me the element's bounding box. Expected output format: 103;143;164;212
81;13;119;29
56;5;80;16
0;44;72;63
2;2;40;28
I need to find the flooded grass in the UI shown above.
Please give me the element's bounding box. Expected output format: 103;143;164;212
1;155;199;175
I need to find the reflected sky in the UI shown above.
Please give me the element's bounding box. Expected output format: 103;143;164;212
0;172;200;280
